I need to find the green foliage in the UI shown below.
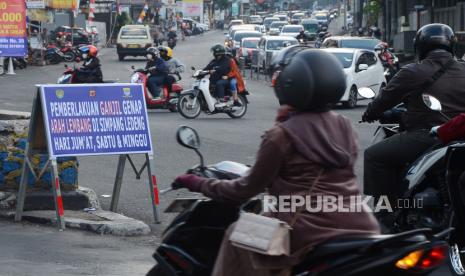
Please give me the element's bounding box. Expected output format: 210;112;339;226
214;0;228;10
363;0;381;26
117;12;132;29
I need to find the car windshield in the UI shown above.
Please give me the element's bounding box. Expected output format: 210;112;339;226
282;26;302;33
242;40;259;48
316;15;327;20
264;18;278;25
267;40;297;50
270;22;286;28
340;39;380;50
234;32;261;42
121;28;148;38
330;52;354;68
292;14;304;19
303;23;319;32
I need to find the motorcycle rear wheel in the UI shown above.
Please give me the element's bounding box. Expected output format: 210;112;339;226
63;52;75;62
449;213;465;275
227;95;248;119
146;265;169;276
178;94;201;119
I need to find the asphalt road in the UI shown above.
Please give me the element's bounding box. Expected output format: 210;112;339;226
0;29;451;275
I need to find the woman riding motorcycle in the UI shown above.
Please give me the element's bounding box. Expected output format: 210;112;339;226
174;48;380;276
75;45;103;83
226;53;246;107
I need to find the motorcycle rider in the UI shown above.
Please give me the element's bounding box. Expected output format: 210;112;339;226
226;53;245;107
375;42;396;82
296;30;308;43
167;28;177;48
362;23;465;209
158;46;185;93
76;45;103;83
174;48;380;276
145;47;168;99
203;44;231;105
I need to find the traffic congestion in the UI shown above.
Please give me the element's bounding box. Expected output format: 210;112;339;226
1;1;465;276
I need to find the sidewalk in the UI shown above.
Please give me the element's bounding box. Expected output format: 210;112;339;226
0;220;156;276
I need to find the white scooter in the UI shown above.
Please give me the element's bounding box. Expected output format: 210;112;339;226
177;67;249;119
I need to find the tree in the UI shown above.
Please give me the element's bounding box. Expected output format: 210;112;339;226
214;0;228;10
363;0;381;26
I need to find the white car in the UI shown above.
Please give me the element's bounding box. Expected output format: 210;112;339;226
321;48;386;108
257;36;299;70
279;25;304;38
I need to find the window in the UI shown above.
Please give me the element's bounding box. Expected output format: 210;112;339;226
365;53;377;66
121;28;148;38
322;39;338;48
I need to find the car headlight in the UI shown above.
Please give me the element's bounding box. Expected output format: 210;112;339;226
130;73;140;83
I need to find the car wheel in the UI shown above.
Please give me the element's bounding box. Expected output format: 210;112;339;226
118;54;124;61
343;86;358;108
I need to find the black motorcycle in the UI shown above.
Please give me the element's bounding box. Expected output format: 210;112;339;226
366;95;465;275
147;126;451;276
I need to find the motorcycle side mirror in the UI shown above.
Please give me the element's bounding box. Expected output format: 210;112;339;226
177;126;205;168
131;65;135;70
358;87;375;99
64;64;68;68
75;57;81;62
191;66;195;71
177;126;201;149
422;94;442;111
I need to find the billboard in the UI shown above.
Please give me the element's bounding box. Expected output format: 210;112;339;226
26;0;46;9
0;0;28;57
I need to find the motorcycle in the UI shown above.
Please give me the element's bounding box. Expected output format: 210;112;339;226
130;66;183;112
58;62;116;84
147;125;451;276
177;68;248;119
314;31;330;48
366;94;465;275
3;56;27;70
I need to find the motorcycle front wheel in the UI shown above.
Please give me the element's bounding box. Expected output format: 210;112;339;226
178;94;201;119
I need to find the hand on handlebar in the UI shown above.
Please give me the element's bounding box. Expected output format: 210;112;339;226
430;126;440;137
361;111;377;123
171;174;204;192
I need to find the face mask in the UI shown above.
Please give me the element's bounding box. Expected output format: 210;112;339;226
82;53;88;59
147;54;153;60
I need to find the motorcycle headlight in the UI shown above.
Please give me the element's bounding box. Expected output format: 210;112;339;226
130;74;140;83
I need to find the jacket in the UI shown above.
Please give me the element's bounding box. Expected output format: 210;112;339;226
203;56;231;83
227;58;246;93
145;57;168;77
164;57;185;75
437;113;465;144
196;111;380;265
364;50;465;131
78;57;103;83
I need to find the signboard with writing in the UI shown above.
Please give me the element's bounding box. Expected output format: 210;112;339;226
26;0;45;9
40;84;153;158
0;0;27;57
49;0;80;9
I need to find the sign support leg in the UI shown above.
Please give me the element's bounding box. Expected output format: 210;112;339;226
110;154;126;212
14;148;31;222
51;158;65;230
146;154;160;223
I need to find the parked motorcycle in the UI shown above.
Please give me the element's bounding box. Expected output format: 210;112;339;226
177;68;248;119
3;56;27;70
365;94;465;275
147;125;451;276
130;66;183;112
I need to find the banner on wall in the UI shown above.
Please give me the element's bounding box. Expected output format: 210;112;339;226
26;0;46;9
0;0;28;57
182;0;203;17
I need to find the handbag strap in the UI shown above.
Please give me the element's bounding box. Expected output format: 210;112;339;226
420;59;455;92
290;168;324;227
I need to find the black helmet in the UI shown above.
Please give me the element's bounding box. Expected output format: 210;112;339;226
414;23;456;60
146;47;159;58
210;44;226;57
273;48;346;111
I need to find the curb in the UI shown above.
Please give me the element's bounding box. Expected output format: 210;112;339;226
0;209;151;236
0;110;31;120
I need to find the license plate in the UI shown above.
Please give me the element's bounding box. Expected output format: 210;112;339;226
128;44;140;48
